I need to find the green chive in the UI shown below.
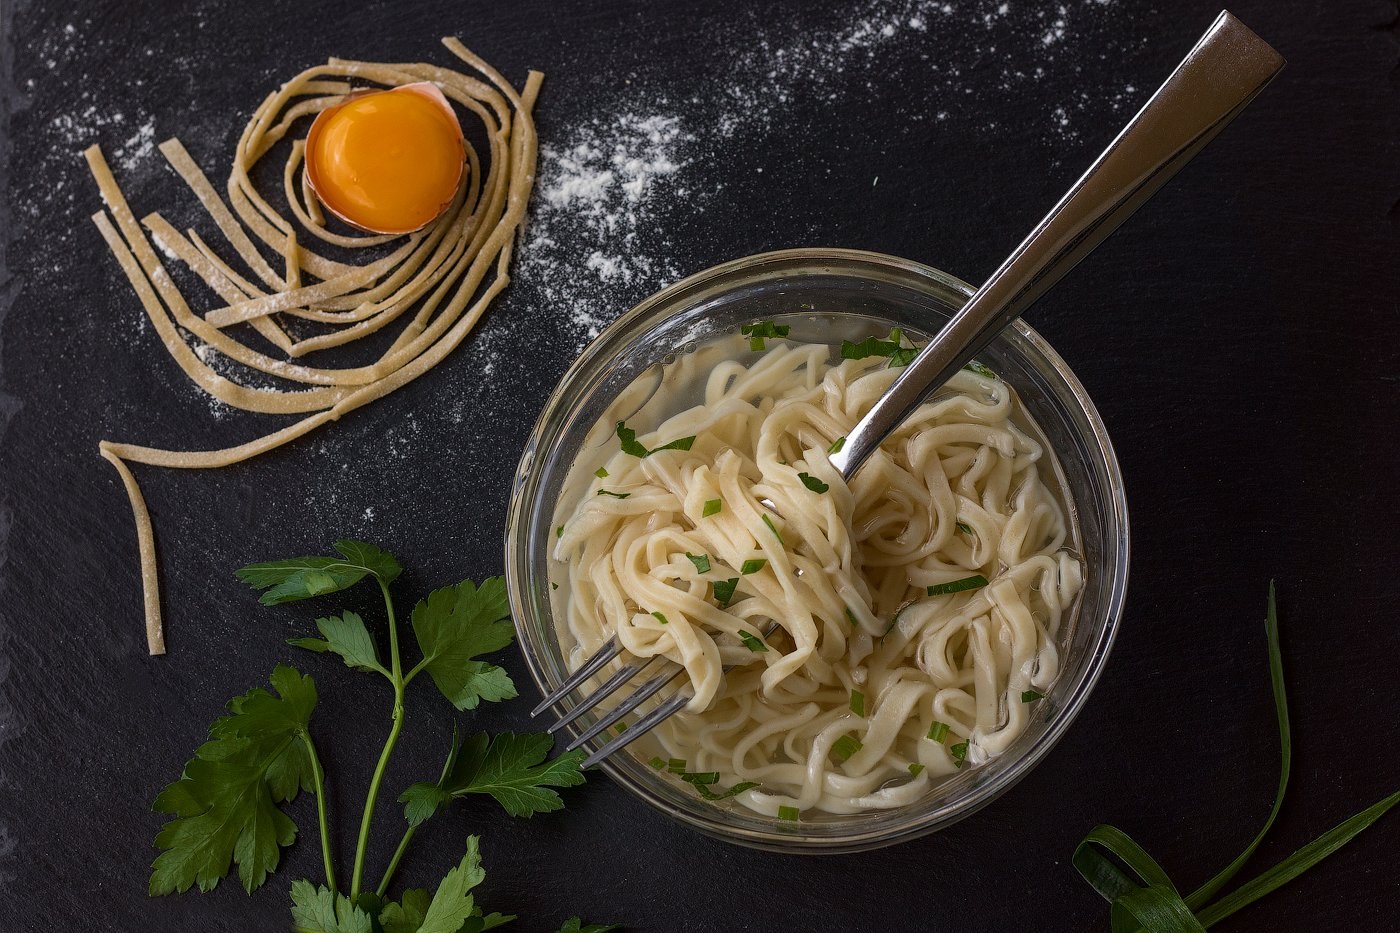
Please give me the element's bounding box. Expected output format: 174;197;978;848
649;756;666;770
956;521;973;535
556;525;564;538
594;466;609;478
798;471;829;494
686;552;711;574
681;771;721;785
778;805;800;821
950;741;969;768
832;735;862;761
1022;689;1045;703
849;690;865;717
702;498;722;517
927;574;989;596
761;513;783;544
667;758;687;774
844;607;859;627
740;558;767;575
828;436;846;454
713;577;740;607
738;630;768;652
652;611;669;625
927;721;950;743
597;489;630;499
908;763;926;777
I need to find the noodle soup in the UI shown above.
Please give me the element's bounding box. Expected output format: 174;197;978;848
550;322;1083;818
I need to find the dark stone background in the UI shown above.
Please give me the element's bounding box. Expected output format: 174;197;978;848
1;0;1397;929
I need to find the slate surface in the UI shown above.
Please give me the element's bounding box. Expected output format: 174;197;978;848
1;0;1398;930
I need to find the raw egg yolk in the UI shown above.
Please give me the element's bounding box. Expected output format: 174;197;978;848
307;87;463;233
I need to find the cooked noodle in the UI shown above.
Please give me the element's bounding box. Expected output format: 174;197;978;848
554;338;1082;815
85;40;541;653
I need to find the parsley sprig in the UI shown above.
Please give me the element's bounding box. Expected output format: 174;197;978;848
152;540;611;933
1075;584;1400;930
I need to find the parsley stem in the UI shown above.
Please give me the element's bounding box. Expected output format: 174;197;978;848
375;825;417;899
350;580;408;900
299;731;336;894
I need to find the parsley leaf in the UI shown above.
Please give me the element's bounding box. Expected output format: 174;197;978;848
693;780;760;802
615;421;696;458
236;540;401;605
797;472;829;494
685;552;711;574
713;577;740;607
408;578;517;710
150;665;317;895
740;320;791;351
377;889;431;933
558;919;622;933
840;330;919;368
290;880;374;933
964;360;998;379
417;836;486;933
288;611;388;678
399;731;587;823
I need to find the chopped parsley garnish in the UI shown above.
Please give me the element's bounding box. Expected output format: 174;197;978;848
740;558;767;575
556;525;564;539
908;763;926;777
844;607;859;627
828;436;846;454
596;489;630;499
964;360;998;379
680;771;720;785
778;805;800;821
594;467;609;478
739;630;768;652
649;756;666;770
741;320;791;351
927;721;950;743
667;758;687;774
551;583;558;590
950;741;969;768
694;780;760;801
615;421;696;458
702;498;722;517
652;611;669;625
840;329;919;367
927;574;988;596
713;578;740;607
798;472;829;494
761;513;783;544
956;521;973;535
832;735;862;761
686;552;711;574
849;689;865;716
1022;689;1045;703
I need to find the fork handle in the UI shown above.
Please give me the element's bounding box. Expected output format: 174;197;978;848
830;11;1284;479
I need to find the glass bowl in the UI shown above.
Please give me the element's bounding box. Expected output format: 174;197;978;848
504;248;1129;853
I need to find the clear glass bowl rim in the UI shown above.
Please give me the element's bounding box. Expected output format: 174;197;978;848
504;247;1130;853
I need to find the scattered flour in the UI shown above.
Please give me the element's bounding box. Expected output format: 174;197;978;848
513;0;1143;350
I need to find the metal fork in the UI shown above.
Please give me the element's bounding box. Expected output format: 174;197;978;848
531;11;1284;767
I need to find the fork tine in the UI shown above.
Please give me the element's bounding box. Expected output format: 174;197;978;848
530;636;621;716
565;663;686;752
581;690;691;768
546;657;652;735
